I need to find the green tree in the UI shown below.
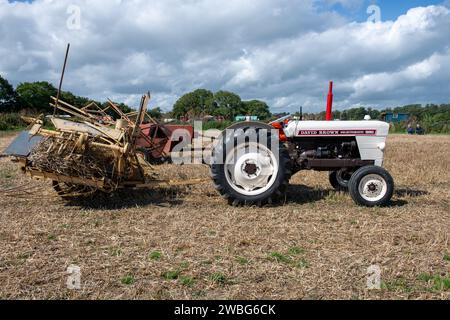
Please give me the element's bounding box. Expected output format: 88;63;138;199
242;100;271;120
60;91;90;108
208;91;243;119
367;108;381;120
0;75;20;112
346;107;367;120
148;107;162;119
172;89;214;118
16;81;58;113
332;110;342;120
15;81;95;114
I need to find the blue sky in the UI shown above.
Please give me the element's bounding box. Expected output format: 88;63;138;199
1;0;450;112
323;0;448;21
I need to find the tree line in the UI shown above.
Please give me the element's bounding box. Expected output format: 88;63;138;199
0;75;272;122
0;75;162;119
1;74;449;133
298;105;450;133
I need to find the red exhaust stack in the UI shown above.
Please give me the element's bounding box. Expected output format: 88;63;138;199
326;81;333;121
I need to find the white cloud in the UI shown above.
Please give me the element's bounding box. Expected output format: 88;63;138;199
0;1;449;112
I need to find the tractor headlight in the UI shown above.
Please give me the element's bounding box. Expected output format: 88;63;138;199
378;142;386;152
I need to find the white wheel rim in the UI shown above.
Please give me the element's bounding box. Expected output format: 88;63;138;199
358;174;387;202
225;142;279;196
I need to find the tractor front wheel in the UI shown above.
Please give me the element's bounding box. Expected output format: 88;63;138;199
348;166;394;207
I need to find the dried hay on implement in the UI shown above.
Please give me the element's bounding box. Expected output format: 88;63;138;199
2;93;206;198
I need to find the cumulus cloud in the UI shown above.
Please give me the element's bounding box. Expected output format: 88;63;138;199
0;0;449;112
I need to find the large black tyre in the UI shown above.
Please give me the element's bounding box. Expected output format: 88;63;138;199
348;166;394;207
329;169;353;191
211;126;291;206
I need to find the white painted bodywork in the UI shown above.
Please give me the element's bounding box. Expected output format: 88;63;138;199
284;120;390;166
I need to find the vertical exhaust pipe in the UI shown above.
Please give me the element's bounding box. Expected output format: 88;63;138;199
326;81;333;121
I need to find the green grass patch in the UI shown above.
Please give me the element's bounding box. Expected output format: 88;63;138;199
444;254;450;262
149;251;162;261
381;278;413;293
235;256;249;265
179;276;195;287
209;272;228;285
269;252;292;264
418;273;450;291
161;262;189;281
162;270;181;280
269;248;309;269
121;275;135;285
288;247;305;255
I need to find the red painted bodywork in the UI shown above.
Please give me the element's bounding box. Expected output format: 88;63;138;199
326;81;333;121
137;123;194;159
271;121;288;142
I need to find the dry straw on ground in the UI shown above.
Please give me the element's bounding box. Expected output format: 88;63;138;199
0;133;448;300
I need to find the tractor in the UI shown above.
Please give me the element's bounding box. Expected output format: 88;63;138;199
210;82;395;207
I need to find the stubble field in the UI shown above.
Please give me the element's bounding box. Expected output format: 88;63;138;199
0;132;449;300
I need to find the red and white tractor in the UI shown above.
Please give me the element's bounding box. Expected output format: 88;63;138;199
210;82;394;207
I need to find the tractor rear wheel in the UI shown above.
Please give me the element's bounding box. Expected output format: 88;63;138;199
211;127;291;206
348;166;394;207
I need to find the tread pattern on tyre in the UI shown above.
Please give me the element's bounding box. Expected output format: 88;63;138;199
210;126;292;206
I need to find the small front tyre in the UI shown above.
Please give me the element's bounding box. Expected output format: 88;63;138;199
348;166;394;207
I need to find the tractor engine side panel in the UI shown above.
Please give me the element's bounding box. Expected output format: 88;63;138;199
355;136;386;166
284;120;390;169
